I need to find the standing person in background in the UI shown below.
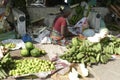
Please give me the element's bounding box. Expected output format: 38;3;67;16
0;0;30;32
5;0;15;30
50;5;77;45
12;0;30;27
0;0;15;31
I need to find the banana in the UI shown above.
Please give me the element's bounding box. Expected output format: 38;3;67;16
76;53;84;59
72;37;78;46
98;43;101;51
110;46;114;54
96;53;101;62
90;52;94;56
81;58;85;64
105;53;111;59
100;55;108;64
82;40;85;47
86;52;89;55
100;55;104;63
84;57;90;63
106;46;110;53
83;40;88;47
103;55;109;64
79;46;83;51
90;56;96;64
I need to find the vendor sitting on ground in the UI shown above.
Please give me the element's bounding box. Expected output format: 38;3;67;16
50;5;78;45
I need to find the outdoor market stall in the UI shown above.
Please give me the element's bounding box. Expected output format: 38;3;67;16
0;0;120;80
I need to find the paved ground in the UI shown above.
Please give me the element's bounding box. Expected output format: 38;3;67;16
92;55;120;80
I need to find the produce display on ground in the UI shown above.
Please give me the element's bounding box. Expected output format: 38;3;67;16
0;36;120;79
9;58;55;76
0;52;56;79
60;36;120;65
20;42;47;57
0;32;120;80
0;42;55;79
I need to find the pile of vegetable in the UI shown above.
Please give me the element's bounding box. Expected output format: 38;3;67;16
0;53;12;79
0;51;55;78
69;5;91;25
60;36;120;65
69;6;85;25
20;42;47;57
4;43;16;49
9;58;55;76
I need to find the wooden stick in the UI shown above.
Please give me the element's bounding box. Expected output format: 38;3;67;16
109;5;120;17
70;3;79;8
114;5;120;13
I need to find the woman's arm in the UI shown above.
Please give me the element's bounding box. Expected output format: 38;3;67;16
60;25;66;39
61;25;77;37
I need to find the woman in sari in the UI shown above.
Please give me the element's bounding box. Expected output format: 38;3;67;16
50;5;76;45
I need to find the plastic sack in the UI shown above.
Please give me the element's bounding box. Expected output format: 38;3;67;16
40;37;52;44
68;68;79;80
74;17;89;34
87;11;101;33
82;29;95;37
56;59;71;75
22;34;32;42
34;29;50;43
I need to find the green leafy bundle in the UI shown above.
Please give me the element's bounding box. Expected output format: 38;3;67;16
0;53;12;79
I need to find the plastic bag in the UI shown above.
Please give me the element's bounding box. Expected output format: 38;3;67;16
69;17;89;35
40;37;52;44
2;39;25;50
87;11;101;33
22;34;32;42
34;29;50;43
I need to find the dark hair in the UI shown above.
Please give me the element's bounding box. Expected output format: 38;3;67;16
59;5;71;14
52;5;71;26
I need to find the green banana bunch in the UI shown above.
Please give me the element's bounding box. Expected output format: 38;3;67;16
100;54;110;64
114;47;120;54
96;53;101;63
76;53;84;59
89;56;97;64
61;36;120;65
72;37;79;46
